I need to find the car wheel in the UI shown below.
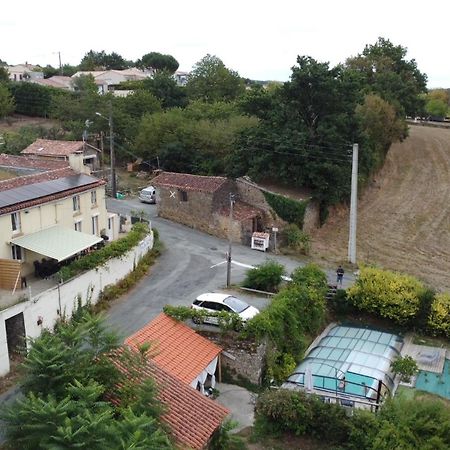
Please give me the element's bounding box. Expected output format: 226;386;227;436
192;315;203;324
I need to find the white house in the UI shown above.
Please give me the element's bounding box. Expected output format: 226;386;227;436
7;64;44;82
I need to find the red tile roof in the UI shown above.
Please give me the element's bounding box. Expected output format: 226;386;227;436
125;313;222;385
111;349;229;450
21;139;84;157
152;172;228;193
220;200;263;221
0;154;69;171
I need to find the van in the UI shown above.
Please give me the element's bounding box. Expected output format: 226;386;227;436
138;186;156;204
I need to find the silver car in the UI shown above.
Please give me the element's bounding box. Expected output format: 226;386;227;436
138;186;156;204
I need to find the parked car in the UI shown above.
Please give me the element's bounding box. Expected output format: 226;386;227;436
191;293;259;325
138;186;156;204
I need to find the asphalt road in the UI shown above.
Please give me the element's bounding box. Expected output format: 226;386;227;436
105;197;349;340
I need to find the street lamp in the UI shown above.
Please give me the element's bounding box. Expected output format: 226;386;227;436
226;193;235;288
95;103;117;199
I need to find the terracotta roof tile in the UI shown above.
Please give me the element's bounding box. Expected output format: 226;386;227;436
220;200;263;221
125;313;222;385
111;349;229;450
152;171;228;193
0;154;69;171
21;139;84;157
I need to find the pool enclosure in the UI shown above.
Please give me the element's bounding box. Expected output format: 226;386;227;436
284;325;404;409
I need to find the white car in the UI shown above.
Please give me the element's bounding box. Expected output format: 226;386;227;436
138;186;156;204
191;293;259;325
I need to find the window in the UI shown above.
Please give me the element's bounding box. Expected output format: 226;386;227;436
91;190;97;206
11;212;21;233
179;190;188;202
92;215;99;235
73;195;81;212
74;220;82;232
11;245;22;260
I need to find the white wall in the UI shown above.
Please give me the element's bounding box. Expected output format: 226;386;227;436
0;232;153;376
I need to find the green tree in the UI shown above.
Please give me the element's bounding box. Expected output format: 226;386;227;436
142;71;187;108
42;64;59;78
346;37;427;116
10;82;52;117
0;83;15;118
138;52;179;74
186;54;245;102
390;355;418;382
79;50;130;70
425;98;448;117
0;65;9;82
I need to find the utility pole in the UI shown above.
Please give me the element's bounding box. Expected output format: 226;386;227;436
348;143;359;264
109;101;117;199
58;51;63;75
226;193;235;288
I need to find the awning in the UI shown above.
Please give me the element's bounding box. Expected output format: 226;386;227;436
10;225;102;262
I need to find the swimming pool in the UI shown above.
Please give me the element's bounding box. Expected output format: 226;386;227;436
415;359;450;399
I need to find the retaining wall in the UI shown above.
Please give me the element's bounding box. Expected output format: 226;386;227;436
0;232;154;376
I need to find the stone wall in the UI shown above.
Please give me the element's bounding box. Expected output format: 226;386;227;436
201;332;267;386
302;200;320;232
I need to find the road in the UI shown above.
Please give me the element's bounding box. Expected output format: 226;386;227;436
105;197;348;339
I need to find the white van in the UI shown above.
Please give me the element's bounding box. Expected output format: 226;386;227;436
138;186;156;204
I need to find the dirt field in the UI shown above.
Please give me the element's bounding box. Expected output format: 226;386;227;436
0;114;57;133
311;124;450;291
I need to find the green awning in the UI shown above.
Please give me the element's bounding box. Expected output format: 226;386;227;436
11;226;102;262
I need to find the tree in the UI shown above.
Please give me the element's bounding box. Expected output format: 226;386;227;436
0;65;9;82
425;98;448;118
138;52;179;74
0;83;15;118
186;54;245;102
42;64;59;78
10;82;52;117
72;73;98;94
346;37;427;116
390;356;418;383
142;71;187;108
79;50;130;71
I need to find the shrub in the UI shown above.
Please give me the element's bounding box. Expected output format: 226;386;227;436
291;263;328;292
59;222;150;281
263;191;308;227
390;355;419;383
346;266;425;325
428;293;450;338
243;260;285;293
282;224;311;254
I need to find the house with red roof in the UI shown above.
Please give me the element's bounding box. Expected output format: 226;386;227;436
111;348;229;450
152;171;270;245
126;313;223;394
21;138;101;173
0;153;118;290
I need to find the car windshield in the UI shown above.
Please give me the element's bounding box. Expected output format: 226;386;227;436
223;296;249;313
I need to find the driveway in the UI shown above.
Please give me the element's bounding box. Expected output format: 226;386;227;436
105;198;350;340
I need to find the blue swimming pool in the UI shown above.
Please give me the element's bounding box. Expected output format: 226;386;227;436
415;359;450;399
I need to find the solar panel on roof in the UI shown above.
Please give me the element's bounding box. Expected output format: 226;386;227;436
0;174;98;209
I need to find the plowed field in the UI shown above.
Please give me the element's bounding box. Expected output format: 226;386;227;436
311;124;450;291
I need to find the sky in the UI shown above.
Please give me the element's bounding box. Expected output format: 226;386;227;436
1;0;448;88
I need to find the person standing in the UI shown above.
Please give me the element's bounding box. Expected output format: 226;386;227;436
336;265;344;286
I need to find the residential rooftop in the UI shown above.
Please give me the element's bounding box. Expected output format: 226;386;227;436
152;171;229;193
21;139;85;157
125;313;222;385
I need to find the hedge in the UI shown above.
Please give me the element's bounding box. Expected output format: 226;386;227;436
346;266;425;325
58;223;150;282
428;293;450;338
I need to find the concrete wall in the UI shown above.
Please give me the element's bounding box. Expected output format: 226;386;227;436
0;232;153;376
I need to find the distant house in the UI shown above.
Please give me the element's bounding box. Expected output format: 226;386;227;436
174;70;189;86
7;64;44;82
72;68;153;95
21;139;101;173
31;75;74;91
0;154;118;289
112;348;229;450
126;313;223;394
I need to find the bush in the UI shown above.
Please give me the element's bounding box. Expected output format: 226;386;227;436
243;260;285;293
428;293;450;338
282;224;311;254
263;191;308;227
291;263;328;292
346;266;425;325
390;355;418;383
59;223;150;281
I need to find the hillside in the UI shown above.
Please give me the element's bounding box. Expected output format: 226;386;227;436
312;125;450;291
